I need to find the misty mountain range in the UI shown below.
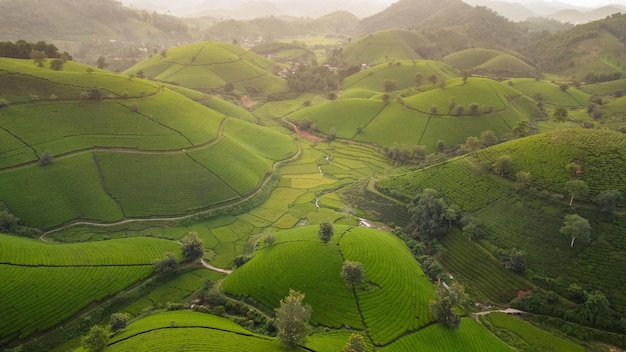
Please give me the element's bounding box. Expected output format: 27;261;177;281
124;0;626;23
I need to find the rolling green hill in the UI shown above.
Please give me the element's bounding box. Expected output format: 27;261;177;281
222;225;435;346
377;129;626;313
288;76;539;152
340;29;427;67
525;13;626;78
124;41;288;95
0;233;180;343
443;49;535;77
0;58;296;228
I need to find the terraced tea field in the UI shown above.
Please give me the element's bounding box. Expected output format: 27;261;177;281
0;234;179;341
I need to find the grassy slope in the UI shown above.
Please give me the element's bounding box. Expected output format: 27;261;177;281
0;58;296;228
340;29;427;67
377;129;626;312
0;234;179;341
443;48;535;75
222;225;435;346
124;41;288;95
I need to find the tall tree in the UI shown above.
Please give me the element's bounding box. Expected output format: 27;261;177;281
430;282;468;328
341;261;364;286
493;155;513;176
30;49;47;68
318;220;334;243
480;130;498;147
343;333;368;352
275;289;312;347
565;180;588;206
560;214;591;248
180;231;203;262
552;106;568;127
96;56;108;69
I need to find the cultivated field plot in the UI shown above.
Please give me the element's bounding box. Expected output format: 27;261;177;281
0;153;123;228
0;101;193;158
440;229;533;303
224;118;297;161
104;311;290;352
0;234;179;341
580;78;626;96
508;78;590;107
355;103;430;147
485;312;584;352
340;29;425;67
380;318;513;352
340;227;435;345
96;151;240;217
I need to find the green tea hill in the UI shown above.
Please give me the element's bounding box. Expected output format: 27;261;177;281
377;129;626;313
0;233;180;344
0;58;297;229
124;41;288;96
443;49;535;77
287;68;541;152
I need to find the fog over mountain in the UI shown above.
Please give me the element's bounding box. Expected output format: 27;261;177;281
122;0;625;19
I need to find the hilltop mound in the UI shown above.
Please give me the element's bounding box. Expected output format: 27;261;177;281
340;29;427;67
377;129;626;314
0;58;296;228
443;48;535;77
222;225;435;345
124;41;288;95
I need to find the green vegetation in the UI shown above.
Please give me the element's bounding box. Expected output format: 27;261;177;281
443;48;535;77
340;30;427;67
0;233;179;341
484;312;585;352
124;41;288;95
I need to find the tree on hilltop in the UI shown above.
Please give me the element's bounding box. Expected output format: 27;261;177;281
30;49;47;68
275;289;311;347
318;220;334;243
560;214;591;248
181;231;203;262
341;261;364;286
96;56;108;69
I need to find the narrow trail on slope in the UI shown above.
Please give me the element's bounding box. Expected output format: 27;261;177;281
200;259;232;274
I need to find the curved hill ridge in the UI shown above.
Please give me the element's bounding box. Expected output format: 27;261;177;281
443;48;535;76
340;29;428;67
124;41;288;95
0;58;297;228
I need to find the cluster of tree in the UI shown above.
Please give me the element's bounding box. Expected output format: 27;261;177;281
0;208;38;237
406;189;458;240
153;232;204;274
382;144;425;165
511;289;626;333
0;40;67;59
286;65;342;94
430;282;469;328
495;247;527;273
585;71;623;84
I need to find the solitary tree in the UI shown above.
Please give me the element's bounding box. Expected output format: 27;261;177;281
436;140;445;153
493;155;513;176
153;252;178;274
50;59;64;71
462;136;480;152
383;79;397;92
110;312;131;333
30;49;47;68
96;56;108;69
264;234;276;247
428;74;438;85
180;232;203;262
565;180;588;206
39;150;53;166
594;190;623;213
81;325;108;352
414;73;423;87
560;214;591;247
480;130;498;147
552;106;568;127
514;171;532;191
275;289;312;347
343;333;368;352
318;220;334;243
341;261;364;286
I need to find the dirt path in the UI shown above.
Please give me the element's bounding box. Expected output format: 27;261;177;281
282;118;324;143
472;308;525;319
200;259;232;274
